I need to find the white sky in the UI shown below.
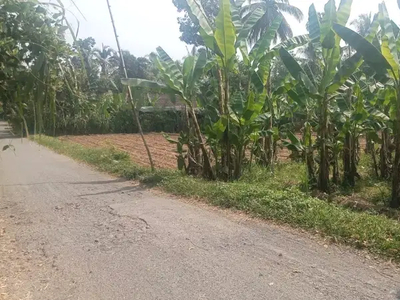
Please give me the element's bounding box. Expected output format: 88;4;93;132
65;0;400;60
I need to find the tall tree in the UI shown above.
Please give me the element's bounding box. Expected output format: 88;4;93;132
122;51;153;79
241;0;303;44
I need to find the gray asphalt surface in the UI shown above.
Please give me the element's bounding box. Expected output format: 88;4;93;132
0;122;399;300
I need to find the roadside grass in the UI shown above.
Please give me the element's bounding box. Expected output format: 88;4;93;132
34;135;400;261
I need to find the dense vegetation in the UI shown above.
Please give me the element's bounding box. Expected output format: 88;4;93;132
3;0;400;221
123;0;400;210
0;0;170;135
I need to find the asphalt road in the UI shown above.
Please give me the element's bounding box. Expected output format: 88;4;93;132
0;122;399;300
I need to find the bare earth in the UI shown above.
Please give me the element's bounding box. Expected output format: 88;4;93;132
60;133;294;169
0;123;400;300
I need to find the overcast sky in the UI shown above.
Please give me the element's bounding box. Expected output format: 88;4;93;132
64;0;400;60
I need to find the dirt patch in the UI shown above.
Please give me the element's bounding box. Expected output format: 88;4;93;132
60;133;179;169
59;133;293;169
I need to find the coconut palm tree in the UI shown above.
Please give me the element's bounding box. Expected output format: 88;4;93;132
241;0;303;44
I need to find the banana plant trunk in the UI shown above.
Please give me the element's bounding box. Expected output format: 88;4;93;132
318;94;330;193
224;69;231;181
351;135;359;181
304;122;316;187
185;105;197;175
189;105;216;180
343;132;354;186
217;68;225;115
390;88;400;208
380;129;390;179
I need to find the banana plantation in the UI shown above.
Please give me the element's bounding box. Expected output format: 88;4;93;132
3;0;400;210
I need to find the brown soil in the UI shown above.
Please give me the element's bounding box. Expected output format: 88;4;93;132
60;133;293;169
60;133;180;169
59;133;368;170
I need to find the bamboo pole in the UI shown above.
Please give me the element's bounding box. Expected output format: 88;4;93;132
106;0;155;171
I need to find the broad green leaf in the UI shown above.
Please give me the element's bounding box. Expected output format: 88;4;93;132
238;40;250;66
212;118;227;139
197;28;217;50
365;13;380;42
191;50;207;89
336;0;353;26
321;40;341;92
183;56;195;89
236;8;264;43
156;47;184;90
333;23;392;75
378;2;399;79
150;53;183;93
308;4;320;41
186;0;213;36
250;15;282;63
215;0;236;67
257;58;271;86
283;132;304;153
235;0;246;7
279;47;316;93
251;70;264;93
278;47;305;80
327;53;363;93
230;1;242;32
392;20;400;39
251;54;274;93
272;35;310;52
320;0;337;44
279;35;310;50
381;36;399;79
383;86;397;107
368;108;390;121
287;89;305;106
121;78;168;90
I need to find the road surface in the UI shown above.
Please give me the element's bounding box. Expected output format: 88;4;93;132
0;122;399;300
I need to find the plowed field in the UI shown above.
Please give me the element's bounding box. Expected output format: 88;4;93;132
60;133;295;169
60;134;180;169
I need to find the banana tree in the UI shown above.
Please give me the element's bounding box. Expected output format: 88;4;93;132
333;2;400;207
185;0;241;179
277;0;383;192
122;47;216;179
186;0;308;177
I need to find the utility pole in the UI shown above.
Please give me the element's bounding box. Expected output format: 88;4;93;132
106;0;155;171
